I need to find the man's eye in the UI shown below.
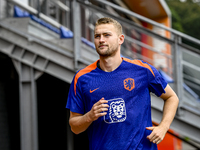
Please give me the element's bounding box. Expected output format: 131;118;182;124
105;34;110;36
95;35;100;38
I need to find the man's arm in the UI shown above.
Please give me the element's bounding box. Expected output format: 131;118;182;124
146;84;179;144
69;98;109;134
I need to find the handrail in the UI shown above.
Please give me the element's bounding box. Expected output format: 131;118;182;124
76;0;200;106
180;43;200;55
78;0;174;45
77;0;174;60
125;36;172;58
85;22;171;58
2;0;200;146
8;0;65;28
90;0;200;46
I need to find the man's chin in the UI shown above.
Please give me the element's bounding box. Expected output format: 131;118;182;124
97;52;112;57
97;52;109;57
97;49;108;54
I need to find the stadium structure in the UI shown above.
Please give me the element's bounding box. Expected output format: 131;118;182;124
0;0;200;150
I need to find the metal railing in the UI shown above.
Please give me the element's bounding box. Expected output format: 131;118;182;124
5;0;200;108
1;0;200;147
0;0;7;20
76;0;200;108
6;0;71;29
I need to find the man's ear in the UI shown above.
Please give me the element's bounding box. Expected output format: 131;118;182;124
119;34;125;45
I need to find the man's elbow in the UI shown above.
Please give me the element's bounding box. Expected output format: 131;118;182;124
176;95;179;104
70;127;81;135
69;120;82;135
172;94;179;104
176;96;179;109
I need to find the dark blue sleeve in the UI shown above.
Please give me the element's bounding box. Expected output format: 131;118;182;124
66;75;85;114
147;63;168;97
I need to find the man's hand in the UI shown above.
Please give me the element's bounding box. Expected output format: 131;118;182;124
145;84;179;144
87;97;109;122
69;97;109;134
146;125;168;144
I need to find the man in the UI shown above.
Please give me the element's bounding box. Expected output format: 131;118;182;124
66;17;179;150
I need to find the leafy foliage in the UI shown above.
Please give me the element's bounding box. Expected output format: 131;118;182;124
165;0;200;40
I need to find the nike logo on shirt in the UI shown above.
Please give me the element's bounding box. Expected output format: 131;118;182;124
90;88;99;93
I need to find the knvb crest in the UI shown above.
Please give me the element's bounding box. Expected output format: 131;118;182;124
124;78;135;91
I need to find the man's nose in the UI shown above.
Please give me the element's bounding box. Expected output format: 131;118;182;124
99;35;105;42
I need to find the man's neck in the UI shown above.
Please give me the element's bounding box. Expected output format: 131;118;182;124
99;55;122;72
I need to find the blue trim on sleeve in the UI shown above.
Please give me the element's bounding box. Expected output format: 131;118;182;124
158;69;174;83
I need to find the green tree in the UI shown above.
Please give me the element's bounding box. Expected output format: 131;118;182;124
165;0;200;41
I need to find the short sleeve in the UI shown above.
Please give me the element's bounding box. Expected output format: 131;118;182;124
147;64;168;97
66;75;85;114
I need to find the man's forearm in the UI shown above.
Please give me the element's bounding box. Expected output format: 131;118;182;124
160;95;179;130
159;85;179;129
146;85;179;144
69;111;93;134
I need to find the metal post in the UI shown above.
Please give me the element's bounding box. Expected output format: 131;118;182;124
65;0;71;29
6;0;10;18
37;0;40;18
56;3;59;22
89;10;94;43
14;61;39;150
72;0;81;69
173;35;183;114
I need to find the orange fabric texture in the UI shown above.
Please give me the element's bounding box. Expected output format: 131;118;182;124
74;58;155;95
74;61;97;95
123;58;155;77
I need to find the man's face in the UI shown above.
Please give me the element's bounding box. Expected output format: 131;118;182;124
94;24;122;57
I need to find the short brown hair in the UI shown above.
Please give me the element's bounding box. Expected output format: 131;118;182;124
95;17;122;35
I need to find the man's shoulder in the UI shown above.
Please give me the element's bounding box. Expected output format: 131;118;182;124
123;58;147;66
75;61;98;80
123;58;155;77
